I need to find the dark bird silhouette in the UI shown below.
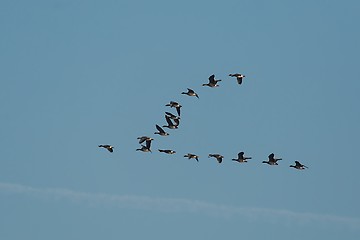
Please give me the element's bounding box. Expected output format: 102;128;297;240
232;151;252;163
163;115;179;129
229;73;246;85
158;149;176;154
165;111;180;120
165;101;182;116
208;154;224;163
154;124;169;136
137;136;154;144
262;153;282;165
202;74;221;87
136;139;152;152
181;88;199;98
98;145;114;153
290;161;308;170
184;153;199;162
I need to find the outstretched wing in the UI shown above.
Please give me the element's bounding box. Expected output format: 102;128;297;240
145;139;151;149
165;115;174;126
208;74;215;84
237;77;243;85
176;106;181;116
156;124;165;134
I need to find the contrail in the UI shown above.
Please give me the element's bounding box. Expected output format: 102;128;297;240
1;182;359;229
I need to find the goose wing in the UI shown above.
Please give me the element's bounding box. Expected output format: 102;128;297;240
176;106;181;116
165;115;174;126
208;74;216;84
156;124;165;134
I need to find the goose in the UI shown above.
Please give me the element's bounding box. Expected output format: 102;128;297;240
158;149;176;154
165;111;180;120
208;154;224;163
136;139;152;152
137;136;154;144
290;161;308;170
98;145;114;153
165;101;182;116
181;88;199;98
163;115;179;129
262;153;282;165
202;74;221;87
232;151;252;163
229;73;246;85
184;153;199;162
154;124;169;136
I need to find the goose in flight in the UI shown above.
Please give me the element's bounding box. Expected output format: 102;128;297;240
290;161;308;170
98;145;114;153
229;73;246;85
181;88;199;98
208;154;224;163
165;101;182;116
262;153;282;165
158;149;176;154
154;124;169;136
163;115;179;129
136;139;152;152
202;74;221;87
232;151;252;163
137;136;154;144
184;153;199;162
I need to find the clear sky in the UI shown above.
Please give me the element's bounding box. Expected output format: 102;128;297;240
1;0;360;239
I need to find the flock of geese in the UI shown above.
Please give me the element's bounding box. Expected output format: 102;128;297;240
99;74;308;170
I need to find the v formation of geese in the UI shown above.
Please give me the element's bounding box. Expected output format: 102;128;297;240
99;73;308;171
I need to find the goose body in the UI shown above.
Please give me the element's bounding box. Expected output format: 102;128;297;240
158;149;176;154
165;101;182;116
184;153;199;162
262;153;282;165
163;115;179;129
137;136;154;144
136;139;152;152
154;124;169;136
208;154;224;163
290;161;308;170
181;88;199;98
98;145;114;153
232;151;252;163
229;73;246;85
202;74;221;87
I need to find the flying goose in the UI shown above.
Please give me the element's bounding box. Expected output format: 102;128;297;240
181;88;199;98
208;154;224;163
158;149;176;154
163;115;179;129
229;73;246;85
184;153;199;162
262;153;282;165
136;139;152;152
137;136;154;144
165;101;182;116
154;124;169;136
98;145;114;153
202;74;221;87
232;151;252;163
290;161;308;170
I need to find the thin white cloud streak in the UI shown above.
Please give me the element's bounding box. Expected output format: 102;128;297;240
1;182;359;230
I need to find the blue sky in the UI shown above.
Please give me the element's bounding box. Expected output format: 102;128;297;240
1;0;360;239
